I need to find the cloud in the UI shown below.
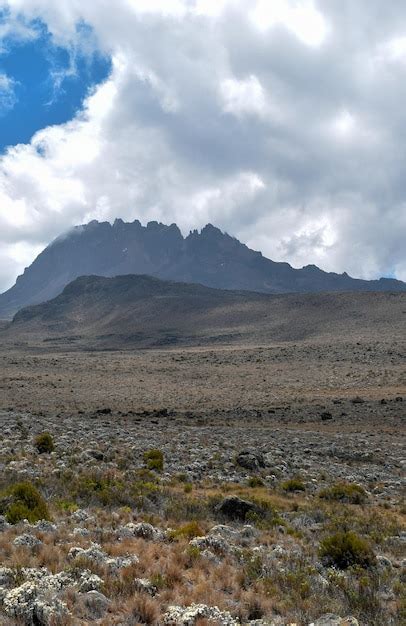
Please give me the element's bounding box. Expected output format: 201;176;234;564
0;8;39;52
220;75;267;117
251;0;328;46
0;73;17;113
0;0;405;293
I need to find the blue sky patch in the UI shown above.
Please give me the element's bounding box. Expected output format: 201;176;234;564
0;17;111;153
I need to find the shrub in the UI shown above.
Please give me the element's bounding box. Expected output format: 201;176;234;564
34;432;55;454
243;552;264;584
134;468;159;483
143;449;164;472
55;499;78;513
319;482;367;505
246;497;284;530
319;531;376;569
168;521;203;541
1;482;50;524
72;472;131;507
281;478;306;492
248;476;264;488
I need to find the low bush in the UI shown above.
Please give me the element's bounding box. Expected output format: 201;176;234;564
246;497;284;530
55;499;78;513
72;472;129;507
281;478;306;492
248;476;264;488
0;482;50;524
319;482;367;504
144;449;164;472
34;432;55;454
168;521;203;541
319;531;376;569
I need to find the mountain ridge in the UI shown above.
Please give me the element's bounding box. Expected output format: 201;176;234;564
4;274;405;350
0;218;405;319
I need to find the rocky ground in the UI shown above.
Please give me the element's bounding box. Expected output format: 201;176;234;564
0;339;405;625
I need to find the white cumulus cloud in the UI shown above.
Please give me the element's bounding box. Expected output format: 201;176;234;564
0;0;405;292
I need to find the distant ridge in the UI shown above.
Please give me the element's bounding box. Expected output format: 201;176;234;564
4;274;405;349
0;218;405;318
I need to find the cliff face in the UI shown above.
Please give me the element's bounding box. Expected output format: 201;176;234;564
0;218;405;318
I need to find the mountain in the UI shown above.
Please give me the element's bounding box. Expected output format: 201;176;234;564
3;274;405;349
0;218;405;319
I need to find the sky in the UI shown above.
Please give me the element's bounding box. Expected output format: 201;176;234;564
0;0;406;293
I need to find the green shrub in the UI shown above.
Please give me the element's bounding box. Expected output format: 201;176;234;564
55;499;78;513
72;472;129;507
1;482;50;524
168;521;203;541
248;476;264;488
319;482;367;505
281;478;306;492
34;432;55;454
245;497;284;530
143;449;164;472
319;531;376;569
134;468;159;483
185;545;201;564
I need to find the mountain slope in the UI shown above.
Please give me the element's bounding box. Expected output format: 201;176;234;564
0;218;405;318
4;274;405;349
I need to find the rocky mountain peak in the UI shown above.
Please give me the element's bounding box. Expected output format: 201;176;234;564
0;217;405;319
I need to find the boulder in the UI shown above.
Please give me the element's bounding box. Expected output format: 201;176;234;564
235;450;265;471
82;590;110;619
216;496;257;521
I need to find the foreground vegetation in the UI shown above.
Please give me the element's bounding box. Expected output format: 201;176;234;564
0;425;405;625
